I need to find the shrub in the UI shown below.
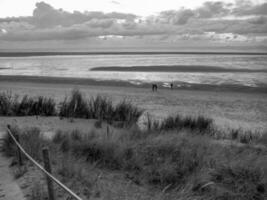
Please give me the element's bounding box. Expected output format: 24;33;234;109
59;89;143;126
1;89;143;126
16;95;56;116
228;128;261;144
155;114;213;132
139;137;207;187
0;92;56;116
3;126;266;200
59;89;89;118
19;127;48;161
113;100;143;126
51;129;208;187
0;91;16;115
210;164;266;200
35;96;56;116
88;95;113;120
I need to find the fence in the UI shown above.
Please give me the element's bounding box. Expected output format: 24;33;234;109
5;125;83;200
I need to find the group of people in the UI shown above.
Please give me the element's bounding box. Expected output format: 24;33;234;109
152;83;173;92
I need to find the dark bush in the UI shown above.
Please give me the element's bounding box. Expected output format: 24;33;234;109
0;91;17;115
0;92;56;116
88;95;113;120
59;89;143;125
211;164;266;200
157;114;213;132
113;100;143;126
59;89;89;118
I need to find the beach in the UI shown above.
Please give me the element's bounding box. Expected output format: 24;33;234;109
1;75;266;132
2;0;267;199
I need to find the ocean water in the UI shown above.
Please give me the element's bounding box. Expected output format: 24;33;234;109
0;54;267;89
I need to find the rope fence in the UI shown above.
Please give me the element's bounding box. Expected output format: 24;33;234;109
5;125;83;200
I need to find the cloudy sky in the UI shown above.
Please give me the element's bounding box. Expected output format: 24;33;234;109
0;0;266;51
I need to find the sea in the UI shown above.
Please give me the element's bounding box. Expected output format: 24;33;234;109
0;53;267;91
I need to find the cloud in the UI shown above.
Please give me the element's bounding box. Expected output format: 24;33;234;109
0;19;175;41
0;0;266;43
31;2;137;28
196;1;232;18
248;16;267;25
233;1;267;16
111;1;120;5
85;19;115;28
0;1;137;29
155;1;233;26
159;9;195;25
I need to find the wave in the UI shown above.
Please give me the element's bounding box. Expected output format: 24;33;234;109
91;65;267;73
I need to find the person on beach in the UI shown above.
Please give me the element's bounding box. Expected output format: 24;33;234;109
152;84;158;92
170;83;173;90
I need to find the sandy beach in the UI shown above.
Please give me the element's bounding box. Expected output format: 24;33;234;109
0;76;266;132
1;1;267;198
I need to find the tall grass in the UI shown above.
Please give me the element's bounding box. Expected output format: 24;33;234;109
59;89;143;126
146;114;262;144
59;89;89;118
146;113;213;133
51;128;267;193
0;89;143;126
113;100;143;126
3;126;267;200
0;91;56;116
159;114;213;132
88;95;114;121
0;91;18;115
3;126;50;161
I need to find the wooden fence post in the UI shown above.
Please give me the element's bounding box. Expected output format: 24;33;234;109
42;148;55;200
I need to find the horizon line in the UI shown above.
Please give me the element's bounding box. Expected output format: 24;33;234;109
0;51;267;57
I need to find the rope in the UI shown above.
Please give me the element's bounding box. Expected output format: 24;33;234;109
5;126;83;200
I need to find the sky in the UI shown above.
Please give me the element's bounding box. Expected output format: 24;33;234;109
0;0;249;17
0;0;267;51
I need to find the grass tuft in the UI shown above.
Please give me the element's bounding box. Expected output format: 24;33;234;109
59;89;143;126
147;113;213;133
0;91;56;116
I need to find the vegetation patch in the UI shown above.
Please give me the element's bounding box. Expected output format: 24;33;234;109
0;91;56;116
3;126;266;200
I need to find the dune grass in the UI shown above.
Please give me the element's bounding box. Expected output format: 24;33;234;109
58;89;143;126
0;91;56;116
149;114;213;132
0;89;143;126
3;126;267;200
1;89;263;146
2;90;266;199
145;113;262;144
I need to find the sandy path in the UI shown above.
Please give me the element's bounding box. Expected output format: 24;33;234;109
0;128;26;200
